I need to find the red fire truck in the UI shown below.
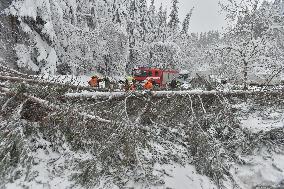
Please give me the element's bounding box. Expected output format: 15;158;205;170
133;67;179;87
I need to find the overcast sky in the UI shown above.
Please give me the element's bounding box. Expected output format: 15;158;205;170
150;0;227;33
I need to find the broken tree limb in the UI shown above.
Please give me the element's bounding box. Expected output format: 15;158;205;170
262;67;284;91
0;64;30;77
0;87;111;123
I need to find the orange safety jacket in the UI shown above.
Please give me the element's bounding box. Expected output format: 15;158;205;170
144;81;153;90
89;78;98;87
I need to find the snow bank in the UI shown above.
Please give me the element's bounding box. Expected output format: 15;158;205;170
232;152;284;188
156;164;217;189
235;103;284;133
125;164;217;189
5;136;77;189
241;112;284;133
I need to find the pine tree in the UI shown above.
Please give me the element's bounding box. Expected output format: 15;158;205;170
148;0;158;41
157;4;168;41
168;0;180;30
149;0;155;15
138;0;148;41
181;7;194;35
111;0;128;25
128;0;139;45
127;0;141;69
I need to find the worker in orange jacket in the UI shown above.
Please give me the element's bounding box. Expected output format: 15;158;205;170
88;76;98;87
144;79;153;90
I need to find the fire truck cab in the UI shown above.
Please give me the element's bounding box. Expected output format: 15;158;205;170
133;67;179;87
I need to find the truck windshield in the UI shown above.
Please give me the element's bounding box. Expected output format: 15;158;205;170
133;70;147;77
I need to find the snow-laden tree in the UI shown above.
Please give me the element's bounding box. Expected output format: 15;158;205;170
0;9;26;70
148;42;181;69
98;22;128;79
126;0;141;70
217;0;284;89
1;0;208;76
147;0;158;42
4;0;62;74
173;8;198;72
168;0;180;32
1;0;130;78
137;0;149;42
181;7;194;35
157;4;168;42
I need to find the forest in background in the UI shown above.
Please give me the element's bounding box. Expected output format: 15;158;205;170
0;0;283;86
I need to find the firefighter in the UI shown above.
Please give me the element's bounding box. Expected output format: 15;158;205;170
104;77;110;89
88;76;99;88
130;83;136;91
144;79;153;90
126;76;134;83
124;79;130;91
169;78;178;89
129;78;137;91
124;79;136;91
118;80;125;91
124;76;136;91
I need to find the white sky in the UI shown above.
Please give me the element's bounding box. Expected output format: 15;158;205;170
150;0;227;33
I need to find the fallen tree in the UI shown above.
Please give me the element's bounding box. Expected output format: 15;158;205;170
0;74;107;92
63;90;284;102
0;75;284;189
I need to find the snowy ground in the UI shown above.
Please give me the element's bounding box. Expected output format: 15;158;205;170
4;135;78;189
234;102;284;133
231;152;284;188
125;164;218;189
228;101;284;188
5;147;284;189
241;110;284;133
155;164;217;189
4;137;218;189
4;119;284;189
